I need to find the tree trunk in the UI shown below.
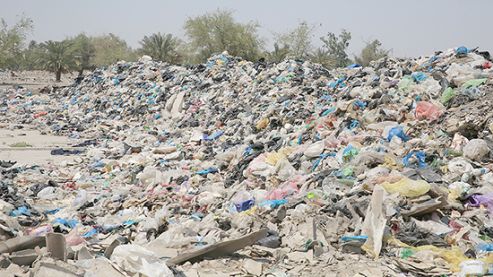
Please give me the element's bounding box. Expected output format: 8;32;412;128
55;69;62;82
78;68;84;77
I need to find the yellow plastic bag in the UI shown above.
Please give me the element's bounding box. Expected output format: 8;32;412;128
381;177;430;197
388;238;468;272
264;147;294;166
255;118;269;130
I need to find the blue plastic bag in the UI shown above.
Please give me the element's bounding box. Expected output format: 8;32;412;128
456;46;469;55
353;100;367;109
349;119;359;129
311;152;336;172
196;167;219;175
476;243;493;253
10;206;31;217
203;130;224;141
259;199;288;209
53;218;78;229
347;64;362;69
321;107;336;117
387;126;410;142
342;145;359;162
411;72;427;83
82;228;98;238
341;235;368;242
402;151;426;168
328;77;346;89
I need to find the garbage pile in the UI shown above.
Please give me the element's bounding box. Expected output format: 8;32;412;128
1;46;493;276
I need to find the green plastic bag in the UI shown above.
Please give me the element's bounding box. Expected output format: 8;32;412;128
398;76;413;92
461;78;487;89
440;87;456;104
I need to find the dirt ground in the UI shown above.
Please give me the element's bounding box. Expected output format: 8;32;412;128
0;126;76;165
0;70;76;91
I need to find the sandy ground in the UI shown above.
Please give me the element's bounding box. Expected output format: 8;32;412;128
0;127;77;166
0;70;76;91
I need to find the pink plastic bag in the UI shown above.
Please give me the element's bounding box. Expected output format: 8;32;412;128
415;101;443;122
267;175;303;200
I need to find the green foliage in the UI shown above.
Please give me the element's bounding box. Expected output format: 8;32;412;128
3;14;385;74
320;29;352;68
70;33;96;74
275;21;314;60
267;42;290;63
310;47;335;69
139;33;182;63
18;40;44;70
354;39;389;66
39;40;76;81
91;34;136;67
184;10;262;62
0;16;33;69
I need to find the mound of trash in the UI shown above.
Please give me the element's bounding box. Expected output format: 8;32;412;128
1;46;493;276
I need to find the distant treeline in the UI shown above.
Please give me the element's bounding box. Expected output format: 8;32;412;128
0;10;389;81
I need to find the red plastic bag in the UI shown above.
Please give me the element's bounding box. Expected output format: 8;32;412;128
34;111;48;119
415;101;443;122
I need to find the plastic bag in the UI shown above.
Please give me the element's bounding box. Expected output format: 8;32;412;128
441;87;456;104
455;46;469;55
361;185;386;258
463;139;489;161
304;140;325;158
387;126;410;142
467;193;493;213
461;78;486;89
342;144;359;162
415;101;443;122
411;72;427;83
398;76;413;92
402;151;426;168
381;177;430;197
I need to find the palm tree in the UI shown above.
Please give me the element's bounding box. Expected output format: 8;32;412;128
139;33;181;63
41;40;75;82
310;47;335;69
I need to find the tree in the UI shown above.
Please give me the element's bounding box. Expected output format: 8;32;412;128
40;40;75;82
274;21;314;60
354;39;389;66
91;34;136;67
139;33;182;63
71;33;95;76
320;29;352;68
19;40;44;70
267;42;290;63
310;47;334;69
184;10;262;62
0;16;33;69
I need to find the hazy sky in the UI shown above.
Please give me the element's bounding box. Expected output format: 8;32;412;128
2;0;492;58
